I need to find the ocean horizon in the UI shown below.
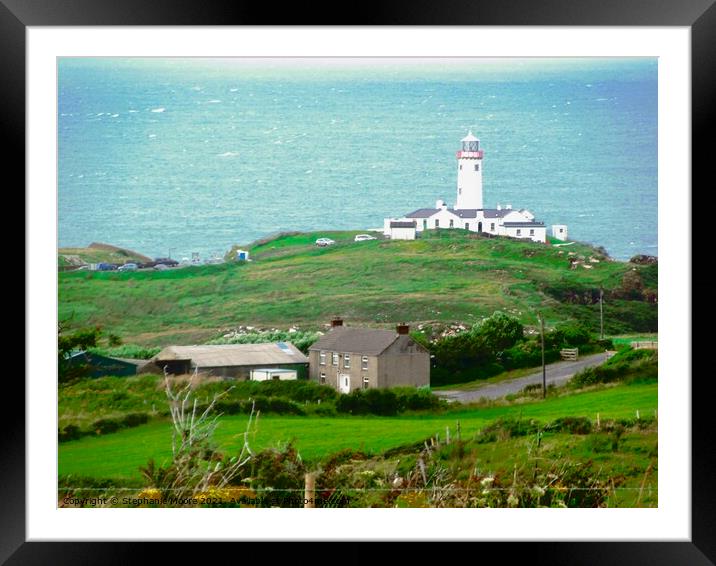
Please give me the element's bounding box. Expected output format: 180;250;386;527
58;57;657;261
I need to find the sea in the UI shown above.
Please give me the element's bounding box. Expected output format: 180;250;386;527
58;58;657;261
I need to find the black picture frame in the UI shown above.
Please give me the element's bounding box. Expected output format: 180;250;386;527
11;1;708;563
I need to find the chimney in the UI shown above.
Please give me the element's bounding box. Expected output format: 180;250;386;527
497;203;502;211
396;323;410;335
331;317;343;328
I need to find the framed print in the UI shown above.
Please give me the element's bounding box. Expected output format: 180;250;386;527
11;0;711;563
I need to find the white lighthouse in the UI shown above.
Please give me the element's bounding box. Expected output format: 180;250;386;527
455;131;484;210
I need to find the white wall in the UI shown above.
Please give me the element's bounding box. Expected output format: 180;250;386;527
502;226;547;243
455;156;483;209
390;226;417;240
552;224;569;241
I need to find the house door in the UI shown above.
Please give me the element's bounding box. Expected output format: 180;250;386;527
478;221;483;232
339;373;351;393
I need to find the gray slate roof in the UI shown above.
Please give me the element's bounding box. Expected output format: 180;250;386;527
503;221;545;227
450;209;478;218
405;208;479;219
390;221;416;228
405;208;439;218
309;327;401;355
483;209;511;218
154;343;308;367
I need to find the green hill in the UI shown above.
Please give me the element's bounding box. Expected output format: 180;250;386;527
59;242;152;270
58;230;657;346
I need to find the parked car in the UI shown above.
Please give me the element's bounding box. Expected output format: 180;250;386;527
153;263;169;271
154;257;179;267
97;262;117;271
354;234;377;242
117;263;138;272
315;238;336;247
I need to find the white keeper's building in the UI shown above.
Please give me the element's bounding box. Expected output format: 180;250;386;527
384;132;565;243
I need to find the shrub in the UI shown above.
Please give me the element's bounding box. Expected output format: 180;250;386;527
122;412;150;427
336;388;399;416
571;348;657;387
476;418;540;443
58;424;84;442
245;396;306;415
555;322;593;346
92;417;123;435
546;416;593;435
244;443;306;507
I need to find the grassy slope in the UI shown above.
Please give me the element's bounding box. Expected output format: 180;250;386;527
58;382;656;479
59;243;152;268
59;230;646;346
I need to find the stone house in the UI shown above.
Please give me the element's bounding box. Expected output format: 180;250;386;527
308;318;430;393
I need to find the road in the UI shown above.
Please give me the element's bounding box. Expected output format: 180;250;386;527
434;352;612;403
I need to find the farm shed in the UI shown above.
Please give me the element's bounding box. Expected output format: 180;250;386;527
65;351;142;378
150;342;309;380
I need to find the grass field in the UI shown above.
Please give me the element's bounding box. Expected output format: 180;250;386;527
59;230;654;346
58;382;656;480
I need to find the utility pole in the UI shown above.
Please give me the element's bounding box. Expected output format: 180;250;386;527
538;312;546;399
599;287;604;340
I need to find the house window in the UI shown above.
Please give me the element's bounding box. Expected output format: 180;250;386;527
435;219;439;228
362;376;370;389
332;353;339;366
320;372;326;384
465;223;469;230
344;354;351;369
459;164;463;170
475;164;480;171
530;229;535;236
362;356;368;370
458;188;462;195
319;352;326;365
449;219;454;228
490;223;495;231
559;228;564;233
517;229;522;236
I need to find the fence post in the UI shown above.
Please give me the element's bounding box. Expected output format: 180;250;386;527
304;472;316;508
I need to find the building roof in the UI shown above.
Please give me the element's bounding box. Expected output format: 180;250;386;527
462;131;479;142
450;209;478;218
482;209;511;218
154;342;308;367
405;208;440;218
390;221;416;228
309;327;402;356
405;208;480;219
503;221;545;227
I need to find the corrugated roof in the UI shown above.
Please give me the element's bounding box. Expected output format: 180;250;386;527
154;343;308;367
309;327;400;355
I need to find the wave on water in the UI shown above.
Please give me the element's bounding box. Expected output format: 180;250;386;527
207;100;221;104
150;107;166;113
217;151;240;157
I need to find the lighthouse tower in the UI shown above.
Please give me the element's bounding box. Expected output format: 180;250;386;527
455;131;484;210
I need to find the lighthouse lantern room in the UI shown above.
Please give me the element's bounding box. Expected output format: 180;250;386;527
455;130;484;210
